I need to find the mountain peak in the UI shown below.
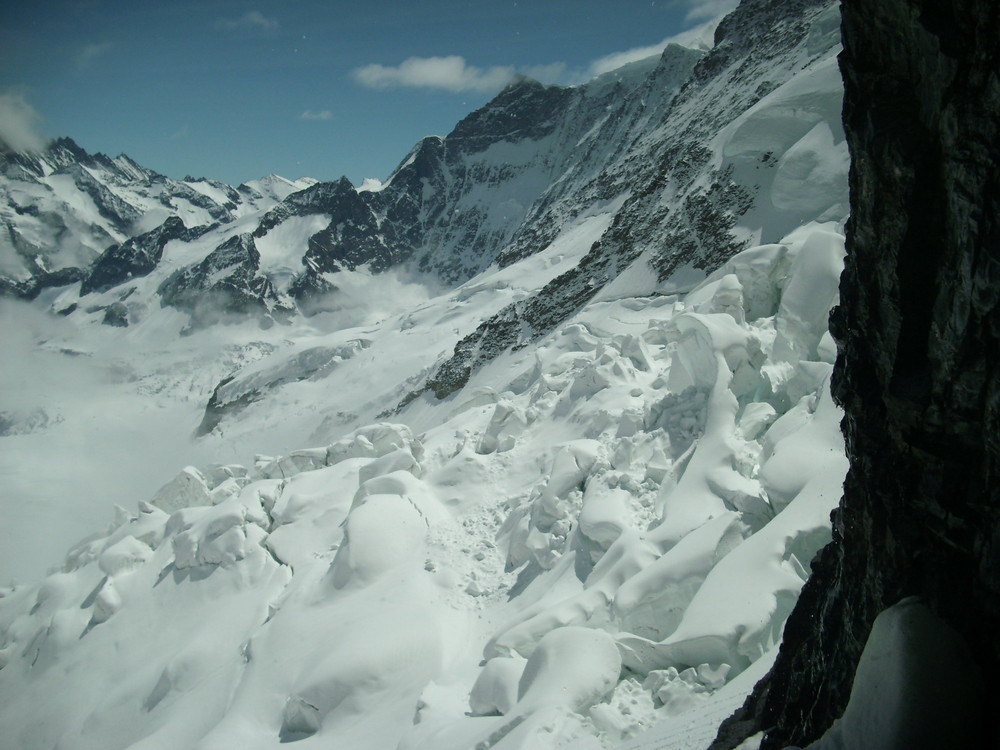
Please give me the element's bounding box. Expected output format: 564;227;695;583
447;77;573;147
46;136;92;167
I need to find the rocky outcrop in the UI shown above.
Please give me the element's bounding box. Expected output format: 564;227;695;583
409;0;840;403
158;233;292;329
82;216;210;294
195;339;371;436
158;180;237;222
712;1;1000;747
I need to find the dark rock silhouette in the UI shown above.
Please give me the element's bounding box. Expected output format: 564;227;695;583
712;1;1000;747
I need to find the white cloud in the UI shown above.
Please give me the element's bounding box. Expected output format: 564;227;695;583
680;0;738;23
588;41;673;78
76;42;112;70
521;62;567;84
216;10;278;32
300;110;333;121
585;8;732;79
0;91;46;153
352;56;517;93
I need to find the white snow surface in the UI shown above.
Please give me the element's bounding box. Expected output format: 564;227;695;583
0;15;851;747
801;598;985;750
0;216;848;749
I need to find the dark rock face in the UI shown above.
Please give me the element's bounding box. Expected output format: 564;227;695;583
0;266;87;300
446;78;575;148
409;0;837;404
101;301;129;327
82;216;209;294
712;1;1000;747
158;233;291;329
253;177;365;238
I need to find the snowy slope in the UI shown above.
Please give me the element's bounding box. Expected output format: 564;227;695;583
0;220;848;750
0;1;849;748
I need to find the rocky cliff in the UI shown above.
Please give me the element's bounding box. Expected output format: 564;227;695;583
712;1;1000;747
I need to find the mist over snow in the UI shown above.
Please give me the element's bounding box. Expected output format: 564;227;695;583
301;266;448;330
0;91;47;153
0;2;855;749
0;297;264;583
0;262;447;585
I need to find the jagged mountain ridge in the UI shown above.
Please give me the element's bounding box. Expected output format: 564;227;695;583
2;0;841;339
0;136;315;299
5;0;843;433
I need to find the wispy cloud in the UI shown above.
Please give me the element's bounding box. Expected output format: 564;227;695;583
169;123;190;141
0;91;46;152
75;42;112;70
351;2;740;97
680;0;738;23
353;56;517;93
588;41;673;77
521;63;567;83
585;12;729;78
300;110;333;121
216;10;278;32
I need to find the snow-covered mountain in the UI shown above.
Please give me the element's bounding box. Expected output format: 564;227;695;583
0;1;849;748
0;136;316;300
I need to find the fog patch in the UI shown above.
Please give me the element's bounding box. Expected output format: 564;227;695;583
0;299;262;584
305;266;447;332
0;91;46;153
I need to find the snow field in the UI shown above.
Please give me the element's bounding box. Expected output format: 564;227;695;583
0;220;848;749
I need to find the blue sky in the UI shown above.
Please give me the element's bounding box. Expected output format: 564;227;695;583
0;0;735;186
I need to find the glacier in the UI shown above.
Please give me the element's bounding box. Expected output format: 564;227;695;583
0;219;848;749
0;1;852;748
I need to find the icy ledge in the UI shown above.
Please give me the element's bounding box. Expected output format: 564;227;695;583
0;223;848;750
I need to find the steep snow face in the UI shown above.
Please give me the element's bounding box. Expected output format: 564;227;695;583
407;1;846;403
0;219;848;750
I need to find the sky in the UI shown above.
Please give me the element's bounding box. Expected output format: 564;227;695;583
0;0;736;187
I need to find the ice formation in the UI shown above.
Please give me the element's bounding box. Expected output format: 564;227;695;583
0;221;848;749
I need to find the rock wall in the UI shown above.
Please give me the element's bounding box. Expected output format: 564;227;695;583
712;0;1000;747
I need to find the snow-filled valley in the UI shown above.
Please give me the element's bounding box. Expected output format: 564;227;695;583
0;2;852;748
